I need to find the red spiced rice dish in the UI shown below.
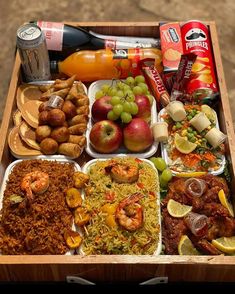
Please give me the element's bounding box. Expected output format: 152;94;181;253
0;159;76;255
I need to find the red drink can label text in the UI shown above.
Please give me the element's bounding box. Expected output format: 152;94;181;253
181;20;219;102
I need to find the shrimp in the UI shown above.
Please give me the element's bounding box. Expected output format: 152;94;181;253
105;161;139;183
115;193;144;231
21;171;49;201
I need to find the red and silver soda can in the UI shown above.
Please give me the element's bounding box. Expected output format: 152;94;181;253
17;23;51;82
181;20;219;103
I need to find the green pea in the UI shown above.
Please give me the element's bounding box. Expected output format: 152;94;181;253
175;122;182;129
201;130;206;136
187;115;193;121
187;133;194;138
187;127;193;132
189;137;196;143
193;131;197;135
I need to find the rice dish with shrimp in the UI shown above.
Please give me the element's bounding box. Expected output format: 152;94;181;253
82;157;161;255
0;159;75;255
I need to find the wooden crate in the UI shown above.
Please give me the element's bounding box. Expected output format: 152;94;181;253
0;21;235;283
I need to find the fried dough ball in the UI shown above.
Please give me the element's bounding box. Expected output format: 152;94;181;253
62;100;77;119
38;110;49;125
39;102;49;112
40;138;58;155
47;109;66;127
35;125;52;142
50;126;70;143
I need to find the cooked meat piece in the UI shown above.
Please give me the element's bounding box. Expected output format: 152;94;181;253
200;203;231;217
195;239;223;255
162;208;188;255
162;174;233;255
162;179;192;207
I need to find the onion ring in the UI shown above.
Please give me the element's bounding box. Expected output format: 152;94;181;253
185;178;207;197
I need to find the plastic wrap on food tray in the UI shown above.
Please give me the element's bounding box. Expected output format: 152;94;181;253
158;106;226;175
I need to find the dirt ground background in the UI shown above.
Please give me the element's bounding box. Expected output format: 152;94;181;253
0;0;235;127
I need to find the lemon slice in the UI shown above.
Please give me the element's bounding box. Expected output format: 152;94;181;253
176;171;206;178
178;235;200;255
212;236;235;254
201;104;217;123
218;189;234;217
174;133;197;154
167;199;192;218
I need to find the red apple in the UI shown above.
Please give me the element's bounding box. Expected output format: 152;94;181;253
91;96;113;122
134;95;151;122
123;118;153;152
89;120;123;153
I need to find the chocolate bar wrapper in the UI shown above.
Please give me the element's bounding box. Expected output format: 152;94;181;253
170;53;197;101
139;58;170;110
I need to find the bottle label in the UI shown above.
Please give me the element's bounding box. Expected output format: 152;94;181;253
37;21;64;51
111;48;141;77
112;49;128;59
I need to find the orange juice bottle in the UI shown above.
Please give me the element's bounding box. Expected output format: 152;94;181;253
50;48;162;82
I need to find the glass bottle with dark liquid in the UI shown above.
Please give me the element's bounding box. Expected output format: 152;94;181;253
33;21;161;60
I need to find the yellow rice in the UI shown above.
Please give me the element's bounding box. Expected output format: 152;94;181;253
82;157;160;255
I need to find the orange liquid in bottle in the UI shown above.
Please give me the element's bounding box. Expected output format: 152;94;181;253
57;48;162;82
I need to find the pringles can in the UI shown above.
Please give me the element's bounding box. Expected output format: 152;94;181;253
181;20;219;103
17;23;51;82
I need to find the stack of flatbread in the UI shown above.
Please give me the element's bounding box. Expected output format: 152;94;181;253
8;75;89;158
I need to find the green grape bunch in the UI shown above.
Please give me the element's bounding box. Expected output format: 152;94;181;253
94;75;154;124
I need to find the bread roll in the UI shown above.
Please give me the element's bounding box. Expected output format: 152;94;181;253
152;122;169;142
190;112;211;132
205;128;227;148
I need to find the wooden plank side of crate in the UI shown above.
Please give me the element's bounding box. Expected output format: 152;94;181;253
1;255;235;282
0;52;21;178
65;21;160;37
208;22;235;211
2;263;235;282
